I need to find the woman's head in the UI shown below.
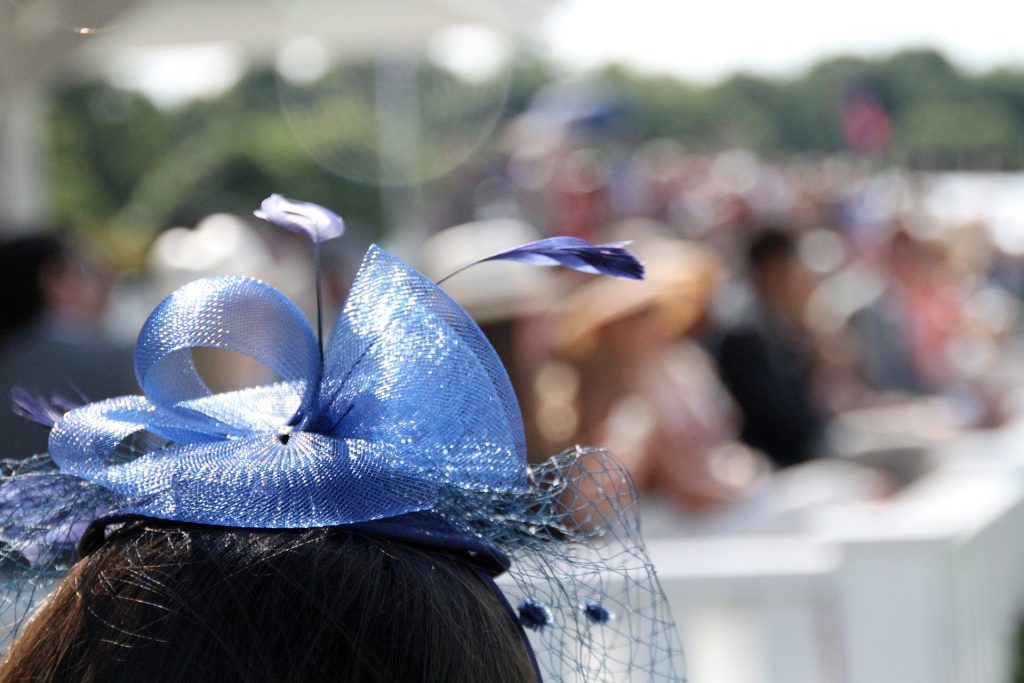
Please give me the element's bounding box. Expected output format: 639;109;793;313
1;522;536;683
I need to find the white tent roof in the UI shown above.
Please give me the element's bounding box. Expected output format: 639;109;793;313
3;0;553;85
0;0;555;227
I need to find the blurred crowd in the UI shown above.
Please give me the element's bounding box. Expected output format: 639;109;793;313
5;91;1024;522
421;94;1024;516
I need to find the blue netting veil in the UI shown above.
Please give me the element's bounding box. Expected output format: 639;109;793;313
0;243;685;681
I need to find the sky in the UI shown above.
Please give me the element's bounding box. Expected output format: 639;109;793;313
543;0;1024;82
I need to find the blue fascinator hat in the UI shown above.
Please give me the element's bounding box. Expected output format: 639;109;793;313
1;195;685;681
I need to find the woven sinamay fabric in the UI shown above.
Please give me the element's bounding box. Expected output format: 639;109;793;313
0;245;685;681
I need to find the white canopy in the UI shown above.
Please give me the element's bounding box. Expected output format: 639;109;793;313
0;0;555;229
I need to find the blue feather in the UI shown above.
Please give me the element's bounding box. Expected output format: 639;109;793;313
10;388;78;429
437;237;645;284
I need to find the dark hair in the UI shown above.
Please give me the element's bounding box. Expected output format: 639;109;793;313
1;522;536;683
746;228;796;272
0;236;67;340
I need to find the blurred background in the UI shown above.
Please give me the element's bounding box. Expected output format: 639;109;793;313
4;1;1024;681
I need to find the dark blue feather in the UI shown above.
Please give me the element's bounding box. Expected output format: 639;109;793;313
10;388;77;429
437;237;645;284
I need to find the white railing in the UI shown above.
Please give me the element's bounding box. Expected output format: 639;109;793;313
648;421;1024;683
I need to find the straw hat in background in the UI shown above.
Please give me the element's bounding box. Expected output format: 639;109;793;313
559;227;722;358
418;219;559;324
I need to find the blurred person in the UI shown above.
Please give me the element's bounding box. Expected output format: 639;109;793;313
713;228;827;468
560;231;765;512
620;139;691;222
850;229;961;394
0;235;135;459
552;148;610;241
842;226;1014;431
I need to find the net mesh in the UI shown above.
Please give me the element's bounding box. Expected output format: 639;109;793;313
451;447;686;681
1;448;686;681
